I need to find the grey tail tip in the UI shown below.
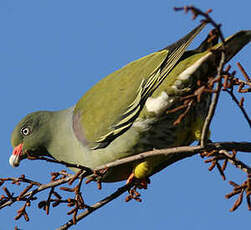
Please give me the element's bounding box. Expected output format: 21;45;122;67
241;30;251;40
234;30;251;36
245;30;251;35
239;30;251;36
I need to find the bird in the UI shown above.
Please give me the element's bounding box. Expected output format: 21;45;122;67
9;23;251;185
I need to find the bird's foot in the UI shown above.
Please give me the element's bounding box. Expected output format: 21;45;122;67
126;172;151;189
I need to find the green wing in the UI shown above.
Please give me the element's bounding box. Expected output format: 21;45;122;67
73;23;206;149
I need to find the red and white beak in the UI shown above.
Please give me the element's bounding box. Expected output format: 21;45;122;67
9;143;23;167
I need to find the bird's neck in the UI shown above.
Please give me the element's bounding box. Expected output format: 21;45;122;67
46;107;88;167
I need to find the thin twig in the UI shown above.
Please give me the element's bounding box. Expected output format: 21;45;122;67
57;183;133;230
0;175;75;209
219;150;251;174
225;89;251;128
200;53;224;146
1;5;250;229
1;142;250;210
237;62;250;82
174;6;226;44
95;142;251;172
174;6;228;147
27;155;93;174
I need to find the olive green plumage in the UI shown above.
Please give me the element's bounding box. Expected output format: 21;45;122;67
73;23;206;149
10;24;251;182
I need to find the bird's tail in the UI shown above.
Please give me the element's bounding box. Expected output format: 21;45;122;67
195;28;219;52
214;30;251;62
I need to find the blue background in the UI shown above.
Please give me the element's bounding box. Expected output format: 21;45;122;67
0;0;250;229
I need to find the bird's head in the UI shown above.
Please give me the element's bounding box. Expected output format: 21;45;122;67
10;111;52;167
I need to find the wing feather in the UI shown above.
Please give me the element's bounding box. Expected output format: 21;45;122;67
73;23;206;149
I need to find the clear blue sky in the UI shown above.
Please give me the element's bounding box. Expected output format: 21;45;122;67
1;0;250;229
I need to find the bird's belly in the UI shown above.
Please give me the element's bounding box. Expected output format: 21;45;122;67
134;98;209;151
100;97;210;182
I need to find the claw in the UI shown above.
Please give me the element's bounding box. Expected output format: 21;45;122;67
126;173;135;185
126;173;150;189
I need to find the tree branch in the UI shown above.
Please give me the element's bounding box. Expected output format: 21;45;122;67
225;89;251;128
57;183;133;230
0;174;75;209
1;141;250;210
1;5;250;229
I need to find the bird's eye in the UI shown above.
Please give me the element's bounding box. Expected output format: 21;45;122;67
21;127;31;136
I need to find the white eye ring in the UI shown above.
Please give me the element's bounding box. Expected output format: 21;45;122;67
21;127;31;136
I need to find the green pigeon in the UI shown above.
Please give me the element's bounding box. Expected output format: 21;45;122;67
10;23;251;183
